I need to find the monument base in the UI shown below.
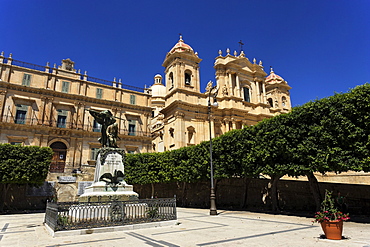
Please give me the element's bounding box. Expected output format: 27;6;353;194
78;181;139;202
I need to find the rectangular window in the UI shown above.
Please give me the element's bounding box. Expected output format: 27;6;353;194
61;81;70;93
15;104;28;124
243;87;250;102
93;120;101;132
90;148;99;160
128;119;136;136
57;109;68;128
130;95;136;105
22;74;31;86
96;88;103;99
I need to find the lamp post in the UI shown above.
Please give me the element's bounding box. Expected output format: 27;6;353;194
208;82;218;216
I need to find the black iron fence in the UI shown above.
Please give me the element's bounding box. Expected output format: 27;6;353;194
44;198;177;231
1;115;151;137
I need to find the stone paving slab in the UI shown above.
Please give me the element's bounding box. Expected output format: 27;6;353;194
0;207;370;247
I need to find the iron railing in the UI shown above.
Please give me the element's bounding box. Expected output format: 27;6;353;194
1;58;146;92
12;59;46;72
44;198;177;231
0;115;151;137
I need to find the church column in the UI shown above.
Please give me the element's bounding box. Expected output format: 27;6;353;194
262;81;267;103
174;111;185;148
176;61;181;88
236;75;241;97
227;72;234;96
180;63;185;87
194;65;200;91
224;118;230;132
256;80;261;103
231;118;237;130
0;90;7;122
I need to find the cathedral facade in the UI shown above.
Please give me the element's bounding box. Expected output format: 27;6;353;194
0;36;291;178
150;36;291;152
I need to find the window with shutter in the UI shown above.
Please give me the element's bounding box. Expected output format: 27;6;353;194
130;95;136;105
22;74;31;86
96;88;103;99
62;81;69;93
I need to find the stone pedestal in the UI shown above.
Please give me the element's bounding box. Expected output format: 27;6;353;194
78;181;138;202
78;147;139;202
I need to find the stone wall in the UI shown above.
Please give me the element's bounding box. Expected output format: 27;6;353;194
2;177;370;215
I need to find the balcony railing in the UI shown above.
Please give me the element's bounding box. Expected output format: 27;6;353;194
44;198;177;232
1;115;151;137
12;59;46;72
1;58;146;92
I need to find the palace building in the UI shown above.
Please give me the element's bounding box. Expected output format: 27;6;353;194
0;36;291;200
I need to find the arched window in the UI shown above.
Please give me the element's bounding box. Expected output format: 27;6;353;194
185;71;191;86
267;98;273;107
282;96;287;107
243;87;250;102
169;72;174;88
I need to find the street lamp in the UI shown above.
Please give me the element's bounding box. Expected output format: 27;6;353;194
208;81;218;216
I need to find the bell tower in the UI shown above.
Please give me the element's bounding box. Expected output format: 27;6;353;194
162;36;202;93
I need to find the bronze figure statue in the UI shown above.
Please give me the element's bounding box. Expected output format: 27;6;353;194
88;109;118;148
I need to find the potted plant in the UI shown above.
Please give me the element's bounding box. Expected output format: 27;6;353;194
313;190;350;240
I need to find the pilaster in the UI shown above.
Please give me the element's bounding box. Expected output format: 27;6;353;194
0;90;7;122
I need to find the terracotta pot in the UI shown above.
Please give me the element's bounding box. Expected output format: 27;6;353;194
320;220;343;240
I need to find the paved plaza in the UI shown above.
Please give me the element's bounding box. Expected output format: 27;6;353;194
0;207;370;247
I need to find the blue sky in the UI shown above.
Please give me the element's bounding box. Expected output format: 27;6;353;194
1;0;369;106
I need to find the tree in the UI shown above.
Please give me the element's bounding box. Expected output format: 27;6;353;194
0;144;53;211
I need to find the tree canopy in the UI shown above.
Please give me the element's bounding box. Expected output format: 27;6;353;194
0;144;53;185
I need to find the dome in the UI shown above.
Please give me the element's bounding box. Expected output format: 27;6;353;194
265;67;285;83
151;84;166;97
151;74;166;97
168;36;194;54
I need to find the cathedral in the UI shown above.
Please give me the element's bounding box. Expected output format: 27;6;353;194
0;36;291;200
150;36;291;152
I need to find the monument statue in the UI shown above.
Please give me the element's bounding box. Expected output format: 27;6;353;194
107;122;119;148
87;109;123;184
79;109;139;202
88;109;116;147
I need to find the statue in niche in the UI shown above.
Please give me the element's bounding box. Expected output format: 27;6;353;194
222;85;228;96
205;81;213;93
88;109;117;148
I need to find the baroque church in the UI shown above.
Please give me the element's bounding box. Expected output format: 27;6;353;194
150;36;291;152
0;36;291;201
